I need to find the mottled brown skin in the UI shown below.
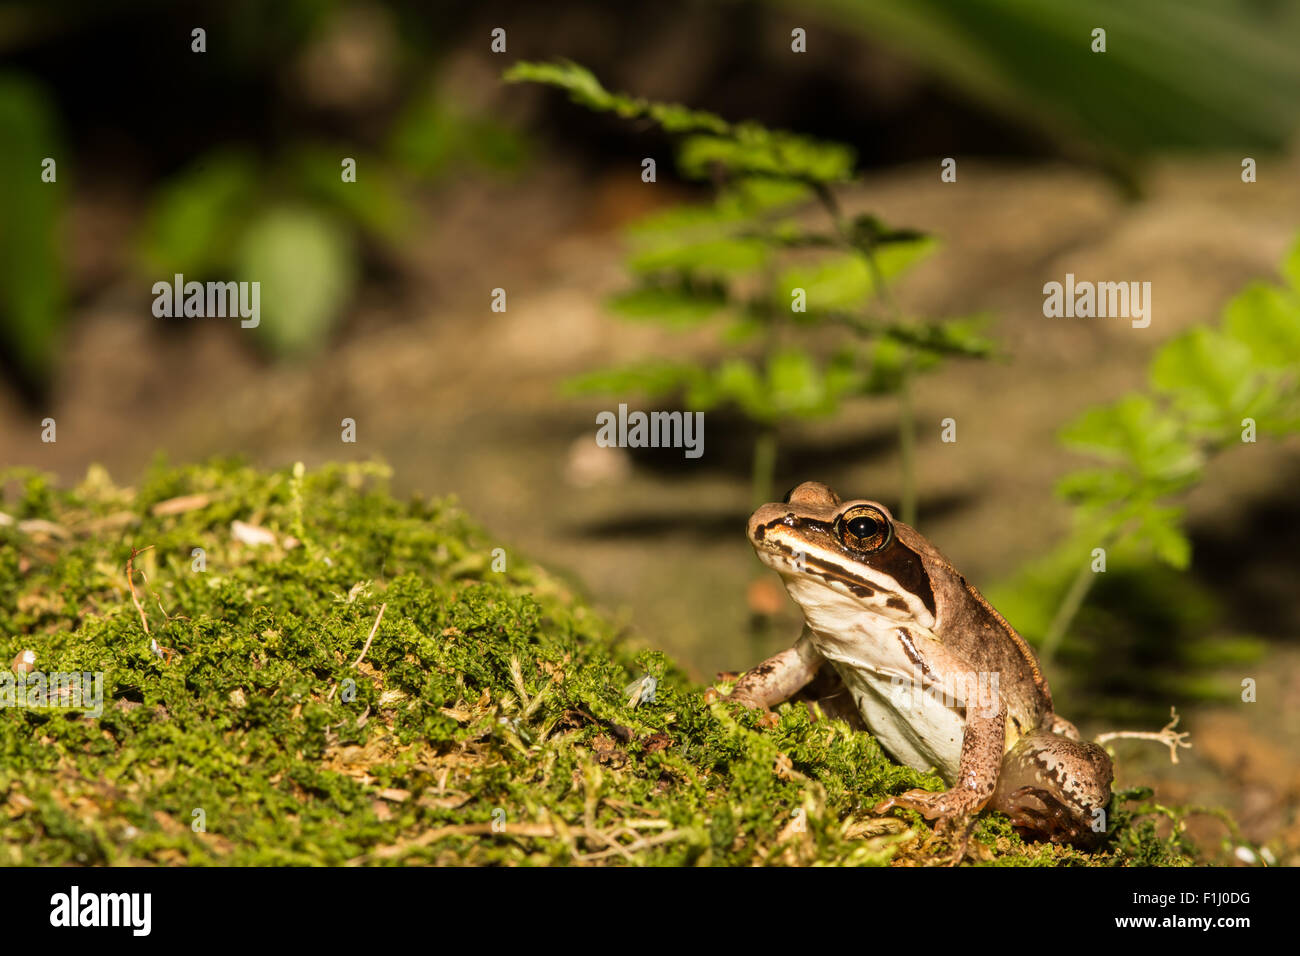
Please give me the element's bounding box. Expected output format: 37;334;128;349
729;481;1113;853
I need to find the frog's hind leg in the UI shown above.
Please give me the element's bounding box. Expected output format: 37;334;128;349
1044;713;1082;740
991;730;1113;847
715;627;825;710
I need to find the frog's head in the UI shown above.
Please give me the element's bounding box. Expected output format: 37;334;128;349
747;481;937;629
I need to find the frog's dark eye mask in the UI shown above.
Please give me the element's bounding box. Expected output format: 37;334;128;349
834;505;893;553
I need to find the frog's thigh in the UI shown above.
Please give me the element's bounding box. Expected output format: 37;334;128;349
1044;713;1082;741
991;731;1113;844
729;627;824;708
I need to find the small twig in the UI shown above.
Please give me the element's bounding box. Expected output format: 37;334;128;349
572;828;686;863
328;603;387;700
125;546;155;635
1097;707;1193;765
353;603;387;667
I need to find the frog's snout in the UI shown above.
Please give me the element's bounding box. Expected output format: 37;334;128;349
746;503;790;547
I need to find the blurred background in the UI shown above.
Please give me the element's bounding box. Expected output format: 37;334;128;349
2;0;1299;861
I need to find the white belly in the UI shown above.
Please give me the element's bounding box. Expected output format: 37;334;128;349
829;656;965;784
782;573;969;783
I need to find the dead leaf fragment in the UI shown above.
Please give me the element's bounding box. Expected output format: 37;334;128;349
151;494;211;517
231;520;277;546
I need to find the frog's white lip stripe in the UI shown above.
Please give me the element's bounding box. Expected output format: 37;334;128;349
753;526;937;630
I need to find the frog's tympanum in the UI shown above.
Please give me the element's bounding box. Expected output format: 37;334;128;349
731;481;1112;849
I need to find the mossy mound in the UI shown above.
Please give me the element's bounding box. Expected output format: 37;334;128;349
0;461;1197;865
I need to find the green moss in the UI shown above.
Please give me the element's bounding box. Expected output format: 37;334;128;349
0;460;1198;865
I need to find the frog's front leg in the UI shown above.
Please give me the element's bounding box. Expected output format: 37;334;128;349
873;696;1006;843
716;627;824;709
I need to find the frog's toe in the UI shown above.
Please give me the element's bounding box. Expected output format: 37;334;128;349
872;788;938;817
709;688;782;728
873;788;968;822
876;790;980;864
999;786;1104;848
706;686;758;708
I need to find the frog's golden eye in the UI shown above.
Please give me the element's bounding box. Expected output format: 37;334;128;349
836;506;892;552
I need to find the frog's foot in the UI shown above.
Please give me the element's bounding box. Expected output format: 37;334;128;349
704;686;781;727
998;787;1104;848
873;787;980;822
874;789;980;865
873;789;981;835
704;684;763;709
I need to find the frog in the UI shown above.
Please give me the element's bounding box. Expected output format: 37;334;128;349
726;481;1113;851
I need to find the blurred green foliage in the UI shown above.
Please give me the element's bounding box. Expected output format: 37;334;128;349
134;100;525;359
136;151;363;358
0;76;64;391
805;0;1300;159
508;61;993;511
389;87;530;179
235;205;356;356
991;235;1300;716
1057;235;1300;575
1;0;530;375
990;546;1268;723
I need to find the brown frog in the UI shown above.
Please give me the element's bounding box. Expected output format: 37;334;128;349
728;481;1113;849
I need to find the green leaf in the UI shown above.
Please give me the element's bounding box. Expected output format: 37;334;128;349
289;145;407;239
700;358;770;419
390;90;528;180
776;240;935;312
1283;233;1300;292
236;206;355;358
1059;394;1202;484
778;254;871;311
1221;281;1300;369
623;200;770;278
0;76;64;388
871;235;938;281
561;361;699;400
677;131;854;184
859;338;908;394
606;284;727;328
722;177;813;212
1055;467;1141;506
884;314;996;359
1149;327;1258;426
1133;505;1192;569
848;214;929;248
767;349;825;414
504;60;729;135
139;151;260;276
629;236;769;277
507;60;853;183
